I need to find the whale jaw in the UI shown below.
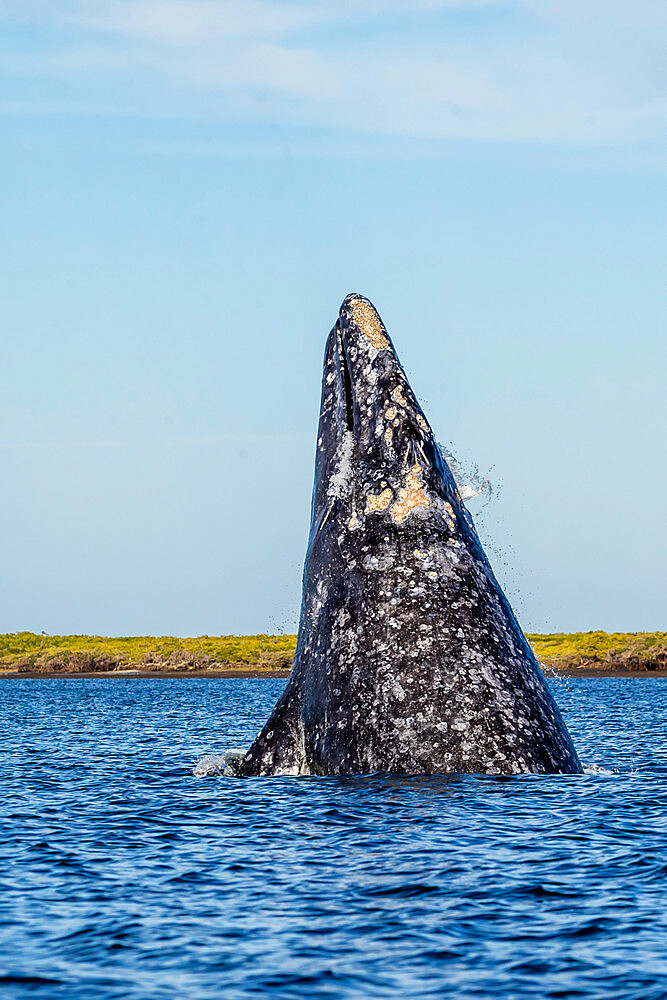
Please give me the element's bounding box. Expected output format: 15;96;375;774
240;295;582;778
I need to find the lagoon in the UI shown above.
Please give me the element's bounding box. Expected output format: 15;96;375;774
2;677;667;999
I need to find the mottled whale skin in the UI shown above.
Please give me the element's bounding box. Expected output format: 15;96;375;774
240;294;582;777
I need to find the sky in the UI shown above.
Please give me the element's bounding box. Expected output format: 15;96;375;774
1;0;665;637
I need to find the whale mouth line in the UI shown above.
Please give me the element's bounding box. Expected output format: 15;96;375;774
336;322;355;434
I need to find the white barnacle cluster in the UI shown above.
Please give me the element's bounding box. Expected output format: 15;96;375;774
327;430;355;499
305;577;329;629
335;607;351;630
362;553;393;572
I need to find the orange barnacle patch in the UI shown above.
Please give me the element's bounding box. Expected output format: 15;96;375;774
392;385;407;406
365;488;393;514
390;464;430;524
351;299;389;350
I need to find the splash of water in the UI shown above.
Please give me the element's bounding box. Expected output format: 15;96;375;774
192;752;244;777
439;443;493;506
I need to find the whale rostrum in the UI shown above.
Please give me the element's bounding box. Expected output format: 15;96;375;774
240;294;582;776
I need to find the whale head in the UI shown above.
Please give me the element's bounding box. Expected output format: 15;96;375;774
311;293;461;544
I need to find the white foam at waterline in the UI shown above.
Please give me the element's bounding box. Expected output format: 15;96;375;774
583;763;616;775
193;752;244;777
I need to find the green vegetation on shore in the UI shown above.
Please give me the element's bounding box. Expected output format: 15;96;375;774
1;630;666;675
0;632;296;673
529;631;667;673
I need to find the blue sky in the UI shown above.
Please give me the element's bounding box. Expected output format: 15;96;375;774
1;0;665;636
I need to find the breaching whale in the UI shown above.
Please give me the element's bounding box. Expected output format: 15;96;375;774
240;294;582;776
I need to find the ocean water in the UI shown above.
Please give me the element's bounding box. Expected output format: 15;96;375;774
2;677;667;1000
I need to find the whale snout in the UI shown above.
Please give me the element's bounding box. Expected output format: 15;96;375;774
337;293;433;456
340;293;391;352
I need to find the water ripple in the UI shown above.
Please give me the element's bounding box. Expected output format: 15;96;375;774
1;676;667;998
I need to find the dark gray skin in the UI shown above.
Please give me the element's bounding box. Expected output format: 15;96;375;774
240;294;582;777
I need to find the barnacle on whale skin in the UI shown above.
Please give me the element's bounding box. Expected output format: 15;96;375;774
390;464;430;524
365;488;393;514
350;298;389;350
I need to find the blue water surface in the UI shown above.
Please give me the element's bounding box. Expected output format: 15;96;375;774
2;676;667;999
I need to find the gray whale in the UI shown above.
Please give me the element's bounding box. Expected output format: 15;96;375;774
240;294;582;776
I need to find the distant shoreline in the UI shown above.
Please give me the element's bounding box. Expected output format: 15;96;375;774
2;630;666;678
0;668;292;680
3;668;667;680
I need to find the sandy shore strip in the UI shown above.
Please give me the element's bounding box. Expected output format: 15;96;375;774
0;669;292;679
3;668;667;679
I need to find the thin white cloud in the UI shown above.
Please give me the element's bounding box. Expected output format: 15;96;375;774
535;0;667;30
78;0;319;45
1;0;665;145
184;42;342;101
72;0;506;42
